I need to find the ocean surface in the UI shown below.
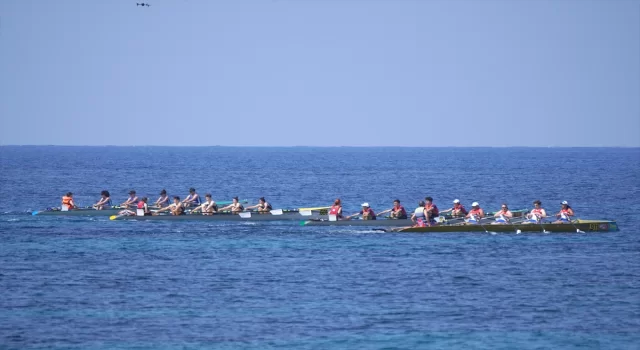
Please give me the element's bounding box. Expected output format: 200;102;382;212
0;146;639;350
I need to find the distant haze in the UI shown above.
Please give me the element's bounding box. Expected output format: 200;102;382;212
0;0;638;147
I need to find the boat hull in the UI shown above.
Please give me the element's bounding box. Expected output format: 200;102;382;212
305;219;618;233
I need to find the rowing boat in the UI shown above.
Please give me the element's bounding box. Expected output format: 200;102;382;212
393;220;619;233
304;218;618;233
111;209;326;221
32;199;249;216
303;209;529;227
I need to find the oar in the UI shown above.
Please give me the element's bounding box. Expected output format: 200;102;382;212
477;218;497;235
568;218;585;233
535;216;550;233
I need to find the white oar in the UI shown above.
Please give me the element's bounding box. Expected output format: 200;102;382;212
477;218;497;235
568;218;585;233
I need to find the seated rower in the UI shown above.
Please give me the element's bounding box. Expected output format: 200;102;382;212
121;190;138;209
153;189;170;208
553;200;575;224
191;194;218;215
491;203;513;225
440;199;468;218
347;203;377;220
524;200;547;224
182;188;201;208
328;199;343;220
411;201;426;226
219;196;244;213
377;199;408;219
246;197;273;213
155;196;185;215
423;196;440;226
93;190;112;210
61;192;78;210
465;202;485;224
136;197;152;216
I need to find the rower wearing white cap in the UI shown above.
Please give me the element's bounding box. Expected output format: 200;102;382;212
465;202;485;224
553;201;574;224
440;199;468;218
524;200;547;223
347;203;377;220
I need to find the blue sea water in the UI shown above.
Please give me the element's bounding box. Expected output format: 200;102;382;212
0;146;639;350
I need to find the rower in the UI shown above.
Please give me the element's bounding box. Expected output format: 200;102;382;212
219;196;244;213
121;190;138;208
440;199;468;218
154;189;170;208
61;192;77;210
378;199;408;219
93;190;112;210
182;188;201;208
524;200;547;224
155;196;185;215
246;197;273;213
411;201;426;226
465;202;485;224
491;203;513;225
329;199;343;219
553;200;574;224
136;197;152;216
347;203;377;220
191;194;218;215
423;196;440;226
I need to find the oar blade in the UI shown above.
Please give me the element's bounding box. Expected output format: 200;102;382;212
109;215;118;221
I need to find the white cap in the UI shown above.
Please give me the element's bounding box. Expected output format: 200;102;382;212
472;202;479;207
361;202;369;207
453;199;460;204
561;201;569;205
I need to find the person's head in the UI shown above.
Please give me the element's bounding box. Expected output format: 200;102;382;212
259;197;266;204
418;201;425;207
189;188;196;194
141;197;148;203
393;199;400;207
533;200;542;207
472;202;480;208
561;200;569;208
205;193;212;200
334;198;341;205
173;196;180;203
425;196;433;204
66;192;73;197
129;190;136;196
361;202;370;209
233;196;239;203
501;203;508;211
101;190;110;198
160;189;167;195
453;199;460;207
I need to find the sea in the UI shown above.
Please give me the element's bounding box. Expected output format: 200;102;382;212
0;146;639;350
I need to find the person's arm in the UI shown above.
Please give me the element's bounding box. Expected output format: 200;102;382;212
377;208;393;215
540;209;547;218
440;208;453;214
219;204;233;211
479;209;485;218
493;211;501;218
245;204;259;210
191;203;204;213
567;208;574;217
505;211;513;218
346;211;362;220
156;205;172;213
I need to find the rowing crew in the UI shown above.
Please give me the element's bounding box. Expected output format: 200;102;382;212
326;197;575;226
118;196;271;216
60;188;204;211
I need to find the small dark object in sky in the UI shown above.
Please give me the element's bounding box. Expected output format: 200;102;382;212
137;3;150;6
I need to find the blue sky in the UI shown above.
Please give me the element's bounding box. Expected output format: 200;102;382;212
0;0;638;147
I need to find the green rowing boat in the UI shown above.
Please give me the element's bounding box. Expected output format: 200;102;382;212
392;220;619;233
32;199;249;216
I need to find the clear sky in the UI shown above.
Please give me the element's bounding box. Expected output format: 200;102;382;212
0;0;638;147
